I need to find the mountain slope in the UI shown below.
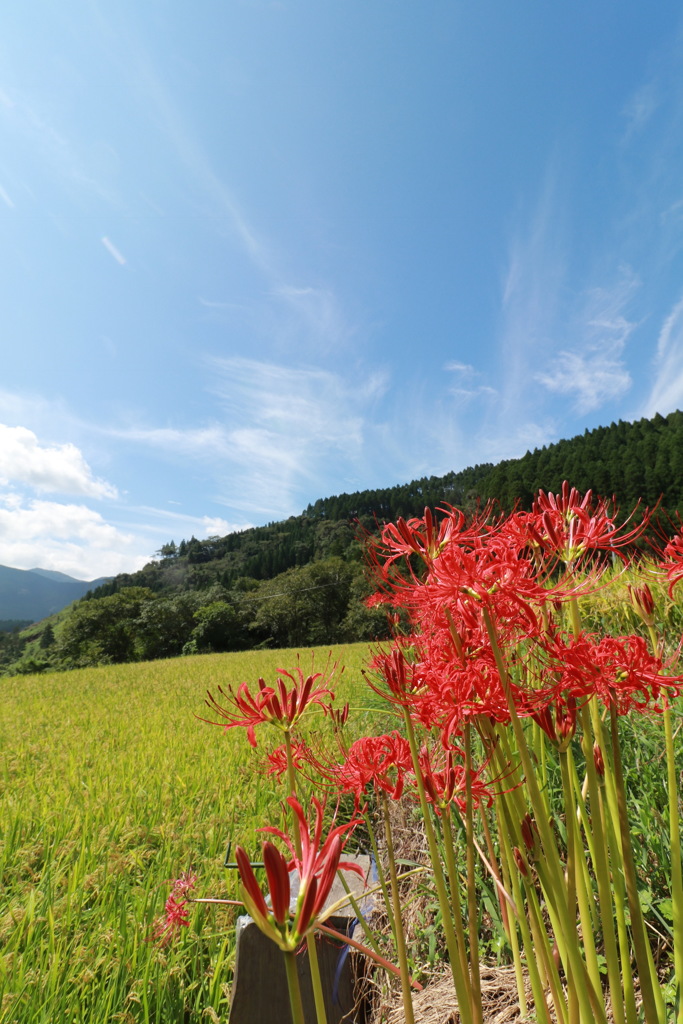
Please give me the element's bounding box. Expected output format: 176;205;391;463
0;566;109;622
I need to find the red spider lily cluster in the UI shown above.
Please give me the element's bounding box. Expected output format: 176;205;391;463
366;484;679;738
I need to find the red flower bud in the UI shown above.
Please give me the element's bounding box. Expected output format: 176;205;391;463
513;846;529;878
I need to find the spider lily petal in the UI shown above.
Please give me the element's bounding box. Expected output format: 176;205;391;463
262;841;291;925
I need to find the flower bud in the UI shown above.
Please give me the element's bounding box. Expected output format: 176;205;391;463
628;583;656;628
520;813;538;855
513;846;529;878
593;742;605;779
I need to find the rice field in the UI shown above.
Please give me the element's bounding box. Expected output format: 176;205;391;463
0;644;379;1024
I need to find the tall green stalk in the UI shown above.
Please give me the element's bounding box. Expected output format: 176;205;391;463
482;606;606;1024
464;723;483;1017
381;790;416;1024
284;729;329;1024
608;705;666;1024
400;704;475;1024
283;949;307;1024
663;697;683;1023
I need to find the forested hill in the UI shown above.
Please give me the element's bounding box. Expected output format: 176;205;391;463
307;409;683;520
4;409;683;675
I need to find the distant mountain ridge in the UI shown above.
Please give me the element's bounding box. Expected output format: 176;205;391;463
0;565;110;622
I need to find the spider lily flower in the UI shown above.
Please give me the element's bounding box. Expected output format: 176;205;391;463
236;797;364;952
265;739;314;780
662;531;683;597
530;482;648;568
201;663;336;747
542;631;683;715
418;743;497;816
332;731;413;806
152;871;197;945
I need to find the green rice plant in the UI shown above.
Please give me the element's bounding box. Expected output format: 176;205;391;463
0;643;375;1024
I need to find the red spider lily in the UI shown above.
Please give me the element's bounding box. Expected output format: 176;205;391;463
366;646;427;707
152;871;197;945
265;739;314;780
540;631;683;715
331;731;414;805
201;663;336;747
529;482;647;567
662;532;683;597
417;742;497;815
372;505;476;572
235;797;364;952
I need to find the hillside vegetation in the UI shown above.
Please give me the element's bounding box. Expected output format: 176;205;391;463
3;409;683;675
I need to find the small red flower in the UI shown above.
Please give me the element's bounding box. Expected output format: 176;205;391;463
417;742;496;815
265;739;313;780
152;872;197;945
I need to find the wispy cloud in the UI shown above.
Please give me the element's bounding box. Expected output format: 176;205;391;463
111;356;387;516
621;80;660;142
641;292;683;418
536;270;637;414
0;183;14;208
101;236;126;265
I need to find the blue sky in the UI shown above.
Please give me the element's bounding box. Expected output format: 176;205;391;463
1;2;683;579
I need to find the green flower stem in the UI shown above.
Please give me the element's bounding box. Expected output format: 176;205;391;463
440;808;481;1024
559;747;581;1024
600;777;638;1024
577;705;626;1024
491;804;528;1017
464;724;483;1017
663;697;683;1024
401;704;475;1024
609;704;665;1024
362;808;396;950
587;689;636;1016
495;783;560;1024
283;949;307;1024
482;607;605;1024
284;730;328;1024
381;789;416;1024
523;873;569;1024
564;745;603;1001
479;804;512;945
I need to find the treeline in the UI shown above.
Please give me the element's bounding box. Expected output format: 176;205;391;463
4;409;683;675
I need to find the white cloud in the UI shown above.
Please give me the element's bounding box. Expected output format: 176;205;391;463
535;271;637;414
0;495;144;579
0;424;118;498
641;292;683;418
621;80;660;142
101;236;126;265
201;515;244;536
444;361;475;375
536;349;632;414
